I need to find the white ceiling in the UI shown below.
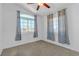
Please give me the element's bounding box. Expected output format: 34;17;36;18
21;3;73;15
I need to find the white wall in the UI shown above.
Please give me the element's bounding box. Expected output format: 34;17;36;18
0;4;3;55
66;4;79;51
0;4;2;49
43;4;79;52
1;3;43;49
37;15;45;40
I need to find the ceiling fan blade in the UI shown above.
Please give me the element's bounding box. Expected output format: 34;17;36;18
37;5;40;10
43;3;50;8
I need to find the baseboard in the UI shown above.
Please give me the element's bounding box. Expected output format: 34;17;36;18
43;39;79;52
0;49;3;56
2;39;79;54
3;38;40;49
1;39;40;55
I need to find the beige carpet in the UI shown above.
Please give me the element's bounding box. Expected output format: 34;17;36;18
1;40;79;56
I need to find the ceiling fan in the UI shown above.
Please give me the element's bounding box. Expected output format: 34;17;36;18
27;3;50;10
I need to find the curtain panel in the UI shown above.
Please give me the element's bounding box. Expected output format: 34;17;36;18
15;11;21;41
58;9;70;44
33;15;38;38
47;14;55;41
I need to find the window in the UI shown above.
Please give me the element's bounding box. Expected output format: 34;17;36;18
53;14;58;33
53;17;58;33
20;13;35;32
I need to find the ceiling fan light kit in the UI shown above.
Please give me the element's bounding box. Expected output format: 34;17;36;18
27;3;50;11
